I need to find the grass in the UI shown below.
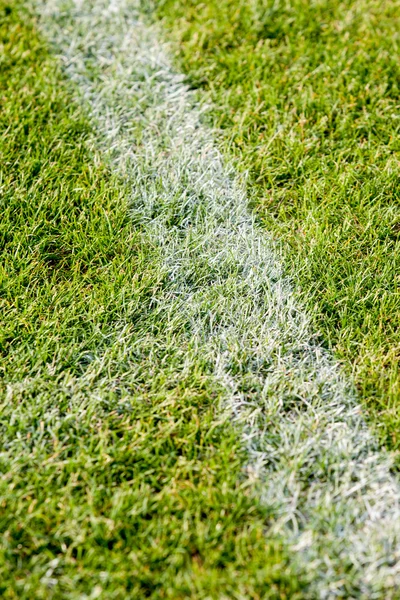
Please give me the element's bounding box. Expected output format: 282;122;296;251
154;0;400;451
0;2;305;598
30;0;400;596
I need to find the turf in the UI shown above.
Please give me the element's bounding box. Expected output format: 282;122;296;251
0;3;305;598
154;0;400;451
34;0;400;594
29;0;400;596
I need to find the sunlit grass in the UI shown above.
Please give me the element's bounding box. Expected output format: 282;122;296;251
155;0;400;451
0;3;302;597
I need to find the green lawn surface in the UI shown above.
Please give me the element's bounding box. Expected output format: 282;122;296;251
3;0;400;595
0;2;304;597
155;0;400;451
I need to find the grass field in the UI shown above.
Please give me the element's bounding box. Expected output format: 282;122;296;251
1;0;400;597
155;0;400;450
0;2;305;598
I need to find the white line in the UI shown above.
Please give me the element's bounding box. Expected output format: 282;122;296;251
33;0;400;596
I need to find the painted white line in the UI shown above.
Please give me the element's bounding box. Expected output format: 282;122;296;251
34;0;400;596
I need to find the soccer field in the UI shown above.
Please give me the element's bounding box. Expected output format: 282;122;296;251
1;0;400;597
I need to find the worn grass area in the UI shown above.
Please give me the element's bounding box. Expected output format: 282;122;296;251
154;0;400;450
0;3;304;598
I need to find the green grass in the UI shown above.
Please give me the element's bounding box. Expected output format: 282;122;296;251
0;2;306;598
154;0;400;450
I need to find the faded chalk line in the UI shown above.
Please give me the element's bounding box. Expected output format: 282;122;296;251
32;0;400;596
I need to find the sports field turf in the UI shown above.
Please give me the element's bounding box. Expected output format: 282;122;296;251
155;0;400;450
0;3;305;597
1;0;400;598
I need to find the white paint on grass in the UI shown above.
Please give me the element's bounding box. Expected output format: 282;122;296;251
34;0;400;596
